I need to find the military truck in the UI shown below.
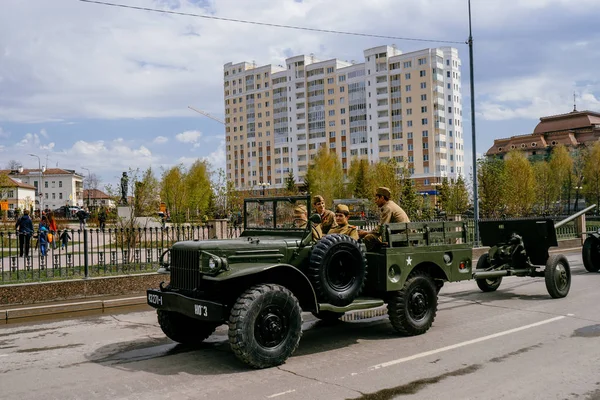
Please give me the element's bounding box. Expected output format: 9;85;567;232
147;195;473;368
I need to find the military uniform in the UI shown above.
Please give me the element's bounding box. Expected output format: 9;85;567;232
294;205;323;241
319;209;337;234
329;223;359;240
364;187;410;251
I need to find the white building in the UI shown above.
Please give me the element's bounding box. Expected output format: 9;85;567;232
224;45;464;194
0;175;37;213
0;168;84;211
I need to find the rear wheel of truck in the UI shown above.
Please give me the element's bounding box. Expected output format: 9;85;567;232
157;310;219;344
475;253;503;292
308;234;367;307
387;270;437;336
545;254;571;298
582;236;600;272
228;284;302;369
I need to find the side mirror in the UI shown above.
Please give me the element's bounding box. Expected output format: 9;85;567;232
309;213;321;224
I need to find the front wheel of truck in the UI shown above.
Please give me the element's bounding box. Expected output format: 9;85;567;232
388;270;438;336
157;310;219;344
228;284;302;369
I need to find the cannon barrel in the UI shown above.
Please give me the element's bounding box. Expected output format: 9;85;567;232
554;204;597;229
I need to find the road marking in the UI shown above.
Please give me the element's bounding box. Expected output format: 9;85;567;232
0;355;8;358
267;389;296;398
370;316;566;370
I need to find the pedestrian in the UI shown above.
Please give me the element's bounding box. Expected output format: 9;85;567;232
59;230;71;249
76;208;88;231
358;187;410;251
15;209;34;257
312;195;337;234
47;211;58;250
38;225;49;257
328;204;359;240
98;207;107;230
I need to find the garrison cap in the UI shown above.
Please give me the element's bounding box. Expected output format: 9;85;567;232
293;205;307;214
313;195;325;204
376;187;391;198
335;204;350;214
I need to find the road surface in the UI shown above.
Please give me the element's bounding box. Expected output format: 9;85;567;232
1;250;599;400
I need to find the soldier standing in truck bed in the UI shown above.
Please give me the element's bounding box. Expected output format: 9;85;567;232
313;195;337;234
358;186;409;251
328;204;359;240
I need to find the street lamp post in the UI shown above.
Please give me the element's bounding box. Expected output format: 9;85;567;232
258;182;270;196
28;153;44;213
82;167;91;209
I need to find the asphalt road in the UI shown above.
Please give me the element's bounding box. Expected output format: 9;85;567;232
1;250;600;400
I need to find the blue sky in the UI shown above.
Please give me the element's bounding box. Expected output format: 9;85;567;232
1;0;599;189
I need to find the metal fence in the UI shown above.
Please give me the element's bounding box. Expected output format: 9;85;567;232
0;226;212;284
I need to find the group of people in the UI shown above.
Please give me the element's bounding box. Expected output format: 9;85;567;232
14;210;74;258
293;186;410;251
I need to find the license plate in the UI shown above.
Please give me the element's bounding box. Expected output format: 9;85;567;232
194;304;209;318
148;293;163;306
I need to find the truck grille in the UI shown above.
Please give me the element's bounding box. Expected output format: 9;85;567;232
170;248;201;290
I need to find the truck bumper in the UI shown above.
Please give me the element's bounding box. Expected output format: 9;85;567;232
146;289;228;322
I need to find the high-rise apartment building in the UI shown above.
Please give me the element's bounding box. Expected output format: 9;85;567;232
224;45;464;193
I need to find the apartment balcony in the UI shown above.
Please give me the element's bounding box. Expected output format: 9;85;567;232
308;94;324;101
435;121;446;130
392;115;403;122
391;91;402;99
297;134;306;141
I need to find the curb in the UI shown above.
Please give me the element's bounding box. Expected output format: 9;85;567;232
2;296;147;322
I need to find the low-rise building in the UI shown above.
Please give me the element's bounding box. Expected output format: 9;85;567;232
0;175;37;214
83;189;116;210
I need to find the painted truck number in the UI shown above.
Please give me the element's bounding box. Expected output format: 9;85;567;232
148;294;163;306
195;304;208;317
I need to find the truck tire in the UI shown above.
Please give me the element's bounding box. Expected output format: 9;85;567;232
387;270;437;336
311;311;345;322
228;284;302;369
475;253;502;292
308;234;367;306
157;310;219;344
582;236;600;272
545;254;571;298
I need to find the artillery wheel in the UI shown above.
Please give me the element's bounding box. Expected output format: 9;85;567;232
311;311;345;322
582;236;600;272
308;234;367;306
157;310;219;345
475;254;502;292
545;254;571;298
228;284;302;369
387;270;437;336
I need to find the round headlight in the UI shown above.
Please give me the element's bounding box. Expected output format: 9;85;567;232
208;258;217;270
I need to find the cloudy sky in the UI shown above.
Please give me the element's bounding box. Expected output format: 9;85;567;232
1;0;599;189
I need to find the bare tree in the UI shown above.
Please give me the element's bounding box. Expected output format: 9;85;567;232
5;160;22;170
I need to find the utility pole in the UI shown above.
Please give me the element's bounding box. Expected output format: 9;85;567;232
29;153;44;213
468;0;479;245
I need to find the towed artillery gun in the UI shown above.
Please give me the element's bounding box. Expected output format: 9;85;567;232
474;204;596;298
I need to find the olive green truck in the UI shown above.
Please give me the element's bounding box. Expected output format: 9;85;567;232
147;195;573;368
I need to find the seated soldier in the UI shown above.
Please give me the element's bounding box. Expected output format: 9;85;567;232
328;204;359;240
358;186;410;251
312;195;337;234
293;205;322;241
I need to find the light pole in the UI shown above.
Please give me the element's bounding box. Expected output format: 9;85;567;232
258;182;270;196
82;167;91;209
28;153;44;213
467;0;480;244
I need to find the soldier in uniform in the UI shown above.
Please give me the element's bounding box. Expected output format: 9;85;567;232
358;186;410;251
313;195;337;234
293;205;322;241
328;204;359;240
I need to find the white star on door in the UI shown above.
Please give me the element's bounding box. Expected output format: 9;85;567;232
406;256;412;266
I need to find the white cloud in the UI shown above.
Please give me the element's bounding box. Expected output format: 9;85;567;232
175;130;203;147
153;135;168;144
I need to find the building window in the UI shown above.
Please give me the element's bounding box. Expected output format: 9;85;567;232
420;82;426;89
421;118;428;125
59;181;63;188
45;181;48;188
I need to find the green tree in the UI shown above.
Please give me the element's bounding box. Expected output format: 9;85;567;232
401;178;420;220
571;147;587;211
438;178;451;212
347;158;371;200
369;159;403;202
504;150;536;216
134;167;160;217
583;142;600;214
284;170;298;194
160;165;187;223
185;160;212;218
446;176;470;215
533;161;556;214
548;145;573;212
304;147;345;207
477;157;507;218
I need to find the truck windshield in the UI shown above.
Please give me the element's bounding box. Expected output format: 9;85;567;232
245;197;310;230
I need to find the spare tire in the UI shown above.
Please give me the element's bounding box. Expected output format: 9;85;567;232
308;234;367;306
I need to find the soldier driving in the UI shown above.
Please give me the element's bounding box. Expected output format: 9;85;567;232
328;204;359;240
312;195;337;234
358;186;410;251
293;205;322;241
